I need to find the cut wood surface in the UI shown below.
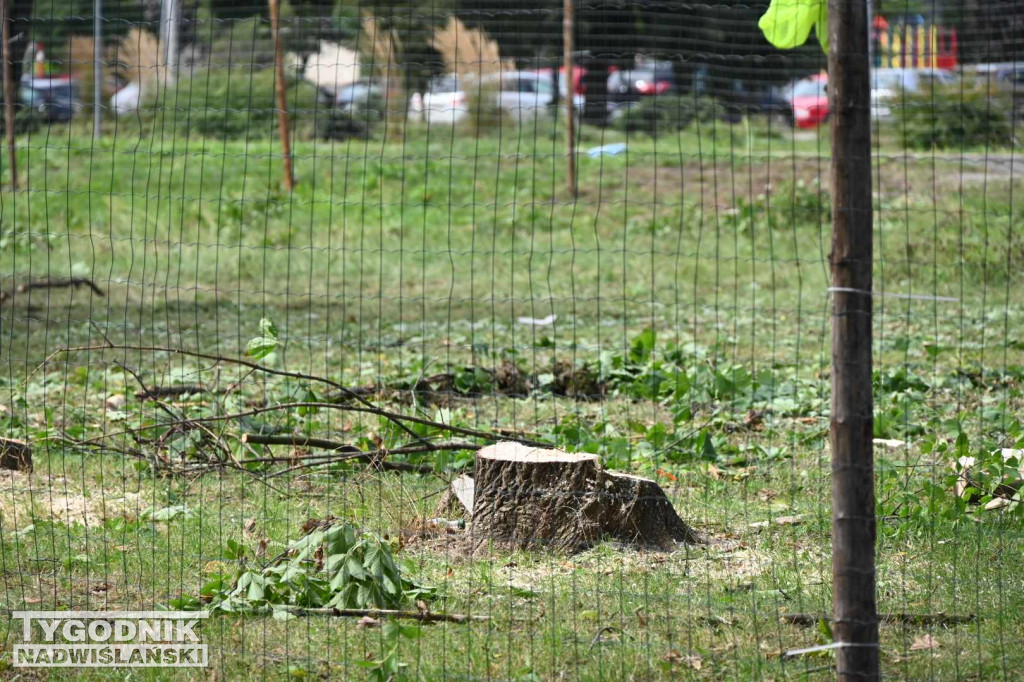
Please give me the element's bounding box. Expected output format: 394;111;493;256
471;442;698;552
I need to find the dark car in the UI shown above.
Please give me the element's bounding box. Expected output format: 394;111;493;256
608;61;676;107
19;76;78;123
719;79;794;125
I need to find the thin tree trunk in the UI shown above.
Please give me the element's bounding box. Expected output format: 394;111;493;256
268;0;294;191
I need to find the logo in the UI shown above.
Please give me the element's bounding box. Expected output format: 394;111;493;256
13;611;209;668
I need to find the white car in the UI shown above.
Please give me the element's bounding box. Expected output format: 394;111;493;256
870;68;955;118
422;71;581;124
111;81;142;116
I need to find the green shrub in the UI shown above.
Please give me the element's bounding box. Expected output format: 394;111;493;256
892;83;1015;149
460;80;510;137
208;18;276;69
614;95;719;136
147;67;325;140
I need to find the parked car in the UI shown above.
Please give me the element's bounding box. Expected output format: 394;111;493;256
531;67;588;104
423;71;580;124
789;74;829;129
555;65;587;97
870;67;955;118
607;61;675;108
110;80;141;116
720;79;794;124
19;75;78;122
335;79;384;115
994;65;1024;86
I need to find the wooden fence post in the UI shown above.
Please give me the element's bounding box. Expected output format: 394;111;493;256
563;0;576;198
1;0;17;189
268;0;295;192
827;0;879;679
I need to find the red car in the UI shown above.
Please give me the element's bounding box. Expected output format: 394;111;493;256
790;74;829;129
532;66;588;97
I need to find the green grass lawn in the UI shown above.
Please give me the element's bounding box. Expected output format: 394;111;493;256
1;118;1023;679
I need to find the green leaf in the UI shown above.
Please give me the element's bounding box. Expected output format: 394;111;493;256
247;575;266;601
296;386;320;416
246;318;279;360
346;555;368;580
817;617;835;643
166;595;203;610
758;0;828;53
259;318;278;338
143;504;194;522
696;429;716;459
273;607;297;622
224;539;245;560
628;327;656;364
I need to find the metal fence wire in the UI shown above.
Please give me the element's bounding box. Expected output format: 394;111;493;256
0;0;1022;678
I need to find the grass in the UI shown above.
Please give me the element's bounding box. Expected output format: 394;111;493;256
1;111;1023;679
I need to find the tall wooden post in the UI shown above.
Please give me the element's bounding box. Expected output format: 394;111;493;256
827;0;878;679
268;0;295;191
0;0;17;189
93;0;103;139
563;0;576;198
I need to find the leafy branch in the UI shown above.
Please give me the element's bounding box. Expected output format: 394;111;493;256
185;520;435;616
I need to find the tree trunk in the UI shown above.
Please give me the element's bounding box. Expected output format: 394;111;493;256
471;442;698;552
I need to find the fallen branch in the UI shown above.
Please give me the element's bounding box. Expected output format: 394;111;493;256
47;345;463;445
261;606;487;624
16;278;105;297
240;434;362;452
55;435;291;494
135;385;209;399
781;612;976;627
252;440;477;477
77;401;549;453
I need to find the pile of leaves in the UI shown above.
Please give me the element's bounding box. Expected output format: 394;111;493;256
183;519;433;617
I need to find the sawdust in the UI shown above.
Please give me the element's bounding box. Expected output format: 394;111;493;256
0;470;141;530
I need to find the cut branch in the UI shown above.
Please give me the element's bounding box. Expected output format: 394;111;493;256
260;606;487;624
49;344;475;445
5;278;106;298
240;434;362;452
135;385;209;399
242;436;477;476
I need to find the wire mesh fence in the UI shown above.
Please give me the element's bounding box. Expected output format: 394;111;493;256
0;0;1022;678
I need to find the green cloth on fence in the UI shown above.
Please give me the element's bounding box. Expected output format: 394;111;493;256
758;0;828;53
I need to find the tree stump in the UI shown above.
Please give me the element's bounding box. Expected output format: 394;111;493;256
471;442;699;552
0;437;31;471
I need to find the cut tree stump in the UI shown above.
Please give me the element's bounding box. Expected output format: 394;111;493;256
0;438;32;471
471;442;699;552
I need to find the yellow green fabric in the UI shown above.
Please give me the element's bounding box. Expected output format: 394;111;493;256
758;0;828;53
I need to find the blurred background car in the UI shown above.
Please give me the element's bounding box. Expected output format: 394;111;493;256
423;70;581;124
789;74;829;129
334;79;384;115
870;67;955;118
607;60;675;109
19;75;79;122
720;79;793;125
